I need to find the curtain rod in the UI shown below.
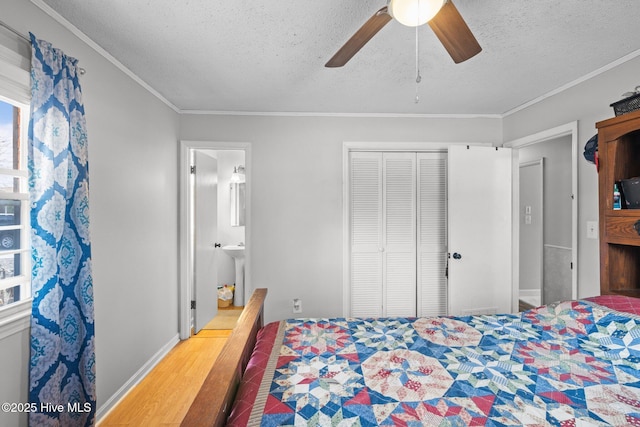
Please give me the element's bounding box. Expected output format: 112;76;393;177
0;19;29;44
0;19;86;75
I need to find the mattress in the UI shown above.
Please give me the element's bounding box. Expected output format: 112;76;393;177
228;295;640;426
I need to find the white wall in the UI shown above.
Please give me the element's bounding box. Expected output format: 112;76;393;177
503;54;640;299
180;115;502;322
0;2;181;425
519;136;572;248
519;161;543;292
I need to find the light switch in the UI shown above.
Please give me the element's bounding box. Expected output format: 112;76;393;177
525;215;532;225
587;221;598;239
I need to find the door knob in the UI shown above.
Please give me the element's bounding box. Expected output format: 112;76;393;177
452;252;462;260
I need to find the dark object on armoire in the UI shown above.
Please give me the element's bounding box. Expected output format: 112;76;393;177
611;92;640;116
583;134;598;165
621;177;640;209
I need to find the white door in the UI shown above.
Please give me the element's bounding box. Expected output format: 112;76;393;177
447;146;512;315
193;150;219;334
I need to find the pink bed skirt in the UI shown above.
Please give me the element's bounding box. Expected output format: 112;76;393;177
227;320;280;426
226;294;640;425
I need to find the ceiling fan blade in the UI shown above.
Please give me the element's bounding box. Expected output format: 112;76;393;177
428;0;482;64
325;6;392;68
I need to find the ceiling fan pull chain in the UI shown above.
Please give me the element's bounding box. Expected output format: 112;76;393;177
415;24;421;103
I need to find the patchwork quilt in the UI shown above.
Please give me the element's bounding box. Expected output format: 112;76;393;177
247;300;640;426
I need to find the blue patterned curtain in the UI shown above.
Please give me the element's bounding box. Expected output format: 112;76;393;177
28;33;95;427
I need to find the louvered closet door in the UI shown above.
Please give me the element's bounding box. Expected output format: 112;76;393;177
350;153;383;317
417;153;448;317
383;153;417;317
350;152;417;317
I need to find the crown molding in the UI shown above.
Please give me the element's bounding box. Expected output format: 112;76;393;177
179;109;502;119
502;48;640;118
30;0;180;113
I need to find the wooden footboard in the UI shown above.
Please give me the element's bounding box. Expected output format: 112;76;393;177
181;288;268;427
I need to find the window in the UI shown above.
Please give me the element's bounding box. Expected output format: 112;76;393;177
0;98;30;312
0;24;31;338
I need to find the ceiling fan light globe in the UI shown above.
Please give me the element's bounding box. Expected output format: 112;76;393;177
389;0;446;27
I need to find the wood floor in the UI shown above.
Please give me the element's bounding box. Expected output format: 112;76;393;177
204;305;244;329
98;329;231;426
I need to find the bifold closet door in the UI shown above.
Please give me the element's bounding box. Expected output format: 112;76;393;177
417;153;448;317
383;153;417;316
349;152;416;317
350;153;383;317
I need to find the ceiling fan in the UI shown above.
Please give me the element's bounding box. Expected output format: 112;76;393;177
325;0;481;67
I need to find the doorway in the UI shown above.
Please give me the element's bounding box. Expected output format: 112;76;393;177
179;141;252;340
519;159;544;307
504;122;578;310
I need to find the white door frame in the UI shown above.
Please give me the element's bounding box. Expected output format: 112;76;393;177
179;140;252;340
503;121;578;311
342;141;491;317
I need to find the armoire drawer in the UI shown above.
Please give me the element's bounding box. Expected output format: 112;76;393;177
605;215;640;244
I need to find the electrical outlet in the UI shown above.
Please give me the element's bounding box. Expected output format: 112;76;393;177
587;221;598;239
292;298;302;314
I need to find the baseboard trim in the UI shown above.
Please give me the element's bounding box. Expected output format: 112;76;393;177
96;333;180;424
519;289;541;298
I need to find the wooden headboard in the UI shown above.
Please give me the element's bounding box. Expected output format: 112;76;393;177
181;288;268;427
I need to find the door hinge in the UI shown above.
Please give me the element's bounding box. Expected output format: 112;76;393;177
570;262;573;270
191;300;196;309
190;165;196;174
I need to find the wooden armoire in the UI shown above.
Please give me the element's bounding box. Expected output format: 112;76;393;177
596;109;640;296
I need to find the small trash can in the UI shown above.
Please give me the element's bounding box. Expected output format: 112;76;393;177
217;285;234;308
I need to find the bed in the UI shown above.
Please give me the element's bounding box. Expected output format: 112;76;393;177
182;289;640;426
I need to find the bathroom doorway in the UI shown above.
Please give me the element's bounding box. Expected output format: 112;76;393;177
518;159;544;308
179;141;251;339
504;122;578;310
200;149;245;331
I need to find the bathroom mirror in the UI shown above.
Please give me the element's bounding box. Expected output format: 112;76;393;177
230;182;245;226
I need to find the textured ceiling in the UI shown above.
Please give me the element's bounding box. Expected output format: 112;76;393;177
39;0;640;115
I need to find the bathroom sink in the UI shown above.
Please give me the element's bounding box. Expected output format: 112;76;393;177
222;245;245;259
